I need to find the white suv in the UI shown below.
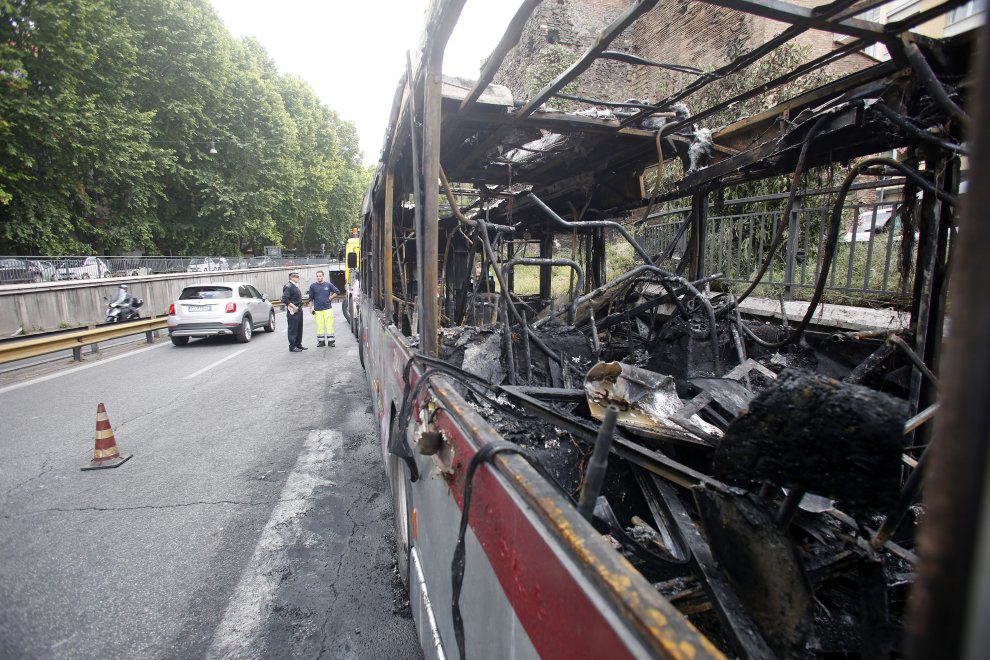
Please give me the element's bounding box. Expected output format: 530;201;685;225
167;282;276;346
59;256;110;279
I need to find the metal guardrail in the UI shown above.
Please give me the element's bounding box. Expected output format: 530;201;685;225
0;255;344;285
0;299;305;366
640;197;916;301
0;317;168;364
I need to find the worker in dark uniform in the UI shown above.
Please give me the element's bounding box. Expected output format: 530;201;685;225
281;271;306;352
308;270;340;347
472;263;496;294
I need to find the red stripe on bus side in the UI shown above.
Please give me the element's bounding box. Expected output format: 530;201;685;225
433;411;636;660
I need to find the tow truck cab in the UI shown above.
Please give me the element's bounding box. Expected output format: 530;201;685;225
343;226;361;333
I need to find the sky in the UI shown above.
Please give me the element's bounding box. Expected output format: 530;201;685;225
208;0;525;166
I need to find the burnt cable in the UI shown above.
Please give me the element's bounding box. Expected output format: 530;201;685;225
476;205;584;380
450;441;552;660
395;356;525;479
719;116;829;316
399;357;520;432
902;43;970;129
734;156;949;349
873;101;968;156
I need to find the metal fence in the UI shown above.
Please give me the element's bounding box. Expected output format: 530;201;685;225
640;195;916;301
0;255;340;285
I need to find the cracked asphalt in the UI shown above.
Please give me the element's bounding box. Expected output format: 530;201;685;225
0;305;421;658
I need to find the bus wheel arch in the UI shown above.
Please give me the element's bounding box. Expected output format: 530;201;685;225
387;406;412;589
358;318;365;370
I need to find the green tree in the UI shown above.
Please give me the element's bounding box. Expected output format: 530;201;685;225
523;44;580;110
0;0;163;253
0;0;369;257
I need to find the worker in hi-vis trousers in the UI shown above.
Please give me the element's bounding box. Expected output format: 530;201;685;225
307;270;340;347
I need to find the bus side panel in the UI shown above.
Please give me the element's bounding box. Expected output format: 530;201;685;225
359;298;541;658
359;295;714;659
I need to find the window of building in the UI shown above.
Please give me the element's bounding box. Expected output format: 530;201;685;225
947;0;986;25
945;0;986;37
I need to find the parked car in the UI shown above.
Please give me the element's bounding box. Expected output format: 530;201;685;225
111;258;154;277
844;207;891;242
27;260;57;282
186;257;219;273
114;266;154;277
843;207;895;242
0;258;32;284
166;281;276;346
56;256;110;279
247;257;273;269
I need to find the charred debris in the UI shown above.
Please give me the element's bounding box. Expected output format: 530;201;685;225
369;2;975;656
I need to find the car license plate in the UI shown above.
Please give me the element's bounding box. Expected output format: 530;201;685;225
188;305;212;312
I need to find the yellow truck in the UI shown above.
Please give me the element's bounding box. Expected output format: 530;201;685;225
343;227;360;335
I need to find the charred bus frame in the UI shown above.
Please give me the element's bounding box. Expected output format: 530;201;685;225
355;0;986;657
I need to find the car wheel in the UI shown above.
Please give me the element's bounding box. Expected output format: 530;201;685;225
171;336;189;346
264;309;276;332
81;273;90;279
236;316;252;343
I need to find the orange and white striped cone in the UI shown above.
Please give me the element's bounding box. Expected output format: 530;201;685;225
81;403;132;471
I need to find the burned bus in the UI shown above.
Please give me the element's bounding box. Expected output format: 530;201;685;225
355;1;987;657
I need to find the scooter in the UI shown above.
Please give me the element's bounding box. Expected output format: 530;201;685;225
104;285;144;323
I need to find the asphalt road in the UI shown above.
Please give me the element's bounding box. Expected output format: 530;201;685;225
0;305;422;659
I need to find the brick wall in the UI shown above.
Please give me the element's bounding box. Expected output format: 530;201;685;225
627;0;876;107
494;0;632;104
496;0;877;112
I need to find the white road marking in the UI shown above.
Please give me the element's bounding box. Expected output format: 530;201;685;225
206;430;339;659
185;348;248;380
0;342;169;396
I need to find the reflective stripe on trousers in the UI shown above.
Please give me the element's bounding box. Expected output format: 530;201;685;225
314;308;335;339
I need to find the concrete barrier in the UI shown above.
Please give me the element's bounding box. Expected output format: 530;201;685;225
0;265;338;336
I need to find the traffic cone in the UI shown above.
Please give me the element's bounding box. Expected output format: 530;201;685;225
81;403;132;471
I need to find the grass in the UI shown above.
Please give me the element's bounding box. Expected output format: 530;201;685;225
505;239;640;297
509;266;576;296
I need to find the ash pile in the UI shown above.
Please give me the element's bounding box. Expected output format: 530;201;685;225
437;271;925;657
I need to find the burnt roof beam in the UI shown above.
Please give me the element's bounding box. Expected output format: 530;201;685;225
694;0;887;40
553;93;681;111
516;0;661;120
452;0;661;172
659;38;870;138
382;0;466;169
713;61;902;146
598;50;704;75
458;0;543;115
619;0;865;128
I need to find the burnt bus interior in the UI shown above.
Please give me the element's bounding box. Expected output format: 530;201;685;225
362;0;985;656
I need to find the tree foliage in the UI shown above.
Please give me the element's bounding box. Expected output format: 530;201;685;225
524;44;580;110
651;42;838;209
0;0;366;255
